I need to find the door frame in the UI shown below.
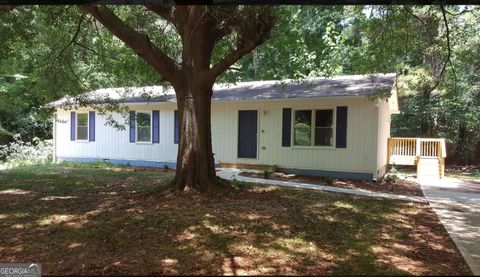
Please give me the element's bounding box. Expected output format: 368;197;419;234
236;109;259;160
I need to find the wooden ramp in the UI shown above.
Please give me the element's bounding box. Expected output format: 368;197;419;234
388;137;446;178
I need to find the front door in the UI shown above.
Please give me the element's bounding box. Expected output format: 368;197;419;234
238;110;258;158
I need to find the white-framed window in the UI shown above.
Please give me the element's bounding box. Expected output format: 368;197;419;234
76;112;89;141
293;108;334;147
136;111;152;143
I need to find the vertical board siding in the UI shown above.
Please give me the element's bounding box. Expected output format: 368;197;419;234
153;110;160;143
89;111;95;142
56;98;379;175
70;111;75;141
56;105;179;163
174;110;179;144
375;100;391;178
209;99;376;173
281;108;292;147
129;111;135;143
335;106;348;148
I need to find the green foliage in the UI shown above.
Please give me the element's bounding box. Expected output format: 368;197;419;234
1;5;478;164
0;135;52;167
231;178;240;189
217;6;347;82
0;6;162;144
263;170;272;179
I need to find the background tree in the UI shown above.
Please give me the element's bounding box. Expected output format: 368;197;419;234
1;5;478;168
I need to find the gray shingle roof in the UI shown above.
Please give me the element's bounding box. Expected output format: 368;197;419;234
50;73;396;107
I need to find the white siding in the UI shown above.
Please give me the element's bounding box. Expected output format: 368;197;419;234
55;97;380;176
211;98;377;174
55;103;178;163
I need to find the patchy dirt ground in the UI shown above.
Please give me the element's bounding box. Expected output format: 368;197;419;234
0;164;471;275
240;171;424;197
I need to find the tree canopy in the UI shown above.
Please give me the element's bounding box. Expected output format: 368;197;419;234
1;5;479;164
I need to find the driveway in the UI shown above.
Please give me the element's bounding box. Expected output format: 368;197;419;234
419;177;480;275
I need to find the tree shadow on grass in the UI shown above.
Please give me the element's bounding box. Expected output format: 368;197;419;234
0;166;473;275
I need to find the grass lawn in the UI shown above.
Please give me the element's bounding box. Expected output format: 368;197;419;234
445;172;480;180
0;163;472;275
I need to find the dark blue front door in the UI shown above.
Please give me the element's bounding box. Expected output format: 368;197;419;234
238;110;258;158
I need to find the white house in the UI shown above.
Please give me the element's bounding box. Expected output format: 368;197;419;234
50;73;399;181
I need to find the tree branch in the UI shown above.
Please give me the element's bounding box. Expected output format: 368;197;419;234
146;5;187;36
73;41;122;61
209;40;256;78
81;5;179;83
403;5;426;25
430;4;452;92
51;14;86;64
0;5;16;15
438;4;451;81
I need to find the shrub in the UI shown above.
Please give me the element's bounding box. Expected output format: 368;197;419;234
384;165;399;187
163;164;169;172
263;170;271;179
232;178;239;189
0;134;53;167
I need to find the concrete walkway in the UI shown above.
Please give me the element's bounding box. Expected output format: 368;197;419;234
217;168;427;203
419;177;480;275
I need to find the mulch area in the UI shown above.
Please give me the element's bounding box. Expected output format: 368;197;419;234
239;171;424;197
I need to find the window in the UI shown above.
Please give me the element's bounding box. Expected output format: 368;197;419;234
293;110;312;146
136;111;152;143
293;109;334;147
76;113;89;141
314;110;333;146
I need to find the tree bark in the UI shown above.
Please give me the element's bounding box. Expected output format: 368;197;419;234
174;83;217;192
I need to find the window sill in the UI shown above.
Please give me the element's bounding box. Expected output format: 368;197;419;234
291;145;335;150
76;140;89;143
136;141;153;145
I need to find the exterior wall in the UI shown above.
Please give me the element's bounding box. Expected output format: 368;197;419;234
55;97;380;179
55;103;179;164
374;99;391;179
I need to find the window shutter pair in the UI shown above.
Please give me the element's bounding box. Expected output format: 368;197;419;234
129;111;160;143
281;106;348;148
70;111;95;142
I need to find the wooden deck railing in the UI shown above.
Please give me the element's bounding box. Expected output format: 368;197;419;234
387;137;446;178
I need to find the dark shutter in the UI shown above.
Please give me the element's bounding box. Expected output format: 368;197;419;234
70;111;76;141
336;106;348;148
174;110;179;144
153;110;159;143
282;108;292;147
89;111;95;142
129;111;135;143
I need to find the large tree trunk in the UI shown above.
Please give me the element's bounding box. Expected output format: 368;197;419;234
173;84;217;192
83;5;276;192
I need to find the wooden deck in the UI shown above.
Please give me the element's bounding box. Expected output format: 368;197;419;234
388;137;446;178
